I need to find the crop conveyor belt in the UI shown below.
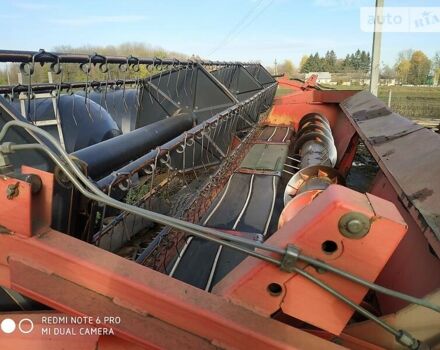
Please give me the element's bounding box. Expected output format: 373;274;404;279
257;125;293;143
169;125;294;291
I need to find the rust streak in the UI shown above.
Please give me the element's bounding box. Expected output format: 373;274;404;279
408;188;434;202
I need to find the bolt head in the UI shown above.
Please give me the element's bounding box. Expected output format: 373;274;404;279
338;212;371;239
347;219;363;234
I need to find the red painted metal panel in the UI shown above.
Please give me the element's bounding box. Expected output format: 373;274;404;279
0;176;33;236
340;91;440;256
0;207;342;349
214;185;407;335
371;170;440;314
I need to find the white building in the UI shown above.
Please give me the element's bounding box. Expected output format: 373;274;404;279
305;72;332;84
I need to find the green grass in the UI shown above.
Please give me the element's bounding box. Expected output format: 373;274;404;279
308;84;440;120
377;86;440;120
275;86;293;97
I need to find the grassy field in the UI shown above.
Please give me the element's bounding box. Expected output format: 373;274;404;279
275;86;294;97
377;86;440;120
276;84;440;121
328;85;440;120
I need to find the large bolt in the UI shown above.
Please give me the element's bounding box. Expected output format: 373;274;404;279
338;212;371;239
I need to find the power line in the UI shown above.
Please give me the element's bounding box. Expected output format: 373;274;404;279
208;0;269;56
231;0;274;42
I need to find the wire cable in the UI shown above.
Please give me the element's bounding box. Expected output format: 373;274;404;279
3;143;426;349
293;267;420;349
297;253;440;313
2;120;440;315
7;130;440;315
6;142;282;268
207;0;266;56
1;120;439;324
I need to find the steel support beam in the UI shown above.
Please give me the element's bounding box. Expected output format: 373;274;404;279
0;229;339;350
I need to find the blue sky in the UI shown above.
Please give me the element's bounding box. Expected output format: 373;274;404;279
1;0;439;67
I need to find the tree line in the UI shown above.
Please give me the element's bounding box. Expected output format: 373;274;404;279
272;48;440;86
300;49;371;73
386;49;439;85
270;49;371;76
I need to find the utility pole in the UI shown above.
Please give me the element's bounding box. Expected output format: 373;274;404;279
274;59;278;75
369;0;384;96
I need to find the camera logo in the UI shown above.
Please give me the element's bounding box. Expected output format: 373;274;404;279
1;318;34;334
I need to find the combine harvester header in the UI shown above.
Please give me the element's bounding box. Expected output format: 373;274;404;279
0;49;438;349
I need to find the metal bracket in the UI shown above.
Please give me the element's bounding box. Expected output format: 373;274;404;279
395;329;420;350
0;142;14;175
280;244;300;272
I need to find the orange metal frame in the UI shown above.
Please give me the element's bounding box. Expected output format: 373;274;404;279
213;185;407;335
0;79;412;349
0;168;342;349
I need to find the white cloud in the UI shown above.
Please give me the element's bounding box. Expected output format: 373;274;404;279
49;15;147;27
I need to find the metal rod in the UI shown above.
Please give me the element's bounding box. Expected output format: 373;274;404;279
72;115;194;179
5;142;440;317
93;177;170;242
0;121;285;257
10;137;440;318
293;267;420;349
205;245;223;291
10;141;283;265
95;83;277;189
3;118;439;315
287;156;301;162
0;49;251;67
232;174;254;230
169;236;194;277
297;253;440;313
263;175;277;236
7;139;427;347
283;169;295;175
284;163;299;170
0;80;139;94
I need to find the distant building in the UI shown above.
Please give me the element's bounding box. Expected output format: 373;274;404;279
305;72;332;84
291;73;305;81
350;77;370;86
379;78;396;86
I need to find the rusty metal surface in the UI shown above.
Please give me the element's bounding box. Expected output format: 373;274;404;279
340;91;440;250
371;170;440;314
